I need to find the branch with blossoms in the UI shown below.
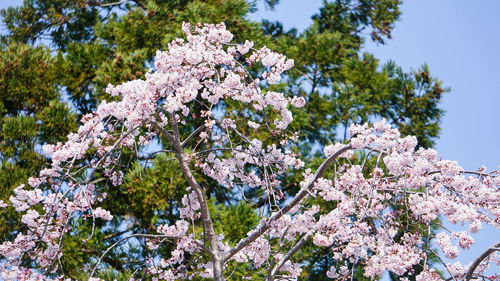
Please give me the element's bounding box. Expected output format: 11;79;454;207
0;22;499;281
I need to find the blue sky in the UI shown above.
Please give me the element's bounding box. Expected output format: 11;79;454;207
1;0;498;278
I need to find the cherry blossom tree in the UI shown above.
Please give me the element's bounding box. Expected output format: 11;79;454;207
0;23;498;281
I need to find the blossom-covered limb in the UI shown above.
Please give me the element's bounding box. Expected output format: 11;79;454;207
464;241;500;281
167;111;224;280
224;145;352;262
267;230;315;281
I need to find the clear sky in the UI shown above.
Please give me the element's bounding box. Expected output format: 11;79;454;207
1;0;499;278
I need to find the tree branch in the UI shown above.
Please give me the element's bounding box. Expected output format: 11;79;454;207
181;123;206;148
100;0;129;7
223;145;352;262
91;234;177;276
151;121;176;144
268;230;315;280
168;112;224;280
464;241;500;281
100;0;146;9
132;0;146;9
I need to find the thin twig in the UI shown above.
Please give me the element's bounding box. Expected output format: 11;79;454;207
91;234;178;276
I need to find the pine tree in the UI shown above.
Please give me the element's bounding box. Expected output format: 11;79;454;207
0;1;447;279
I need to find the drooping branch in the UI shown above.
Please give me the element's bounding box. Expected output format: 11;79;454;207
224;145;352;262
430;249;458;281
268;230;315;281
91;233;178;276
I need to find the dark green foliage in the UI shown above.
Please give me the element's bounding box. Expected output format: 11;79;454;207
1;0;108;49
0;0;447;279
0;41;78;241
313;0;400;44
214;201;259;244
